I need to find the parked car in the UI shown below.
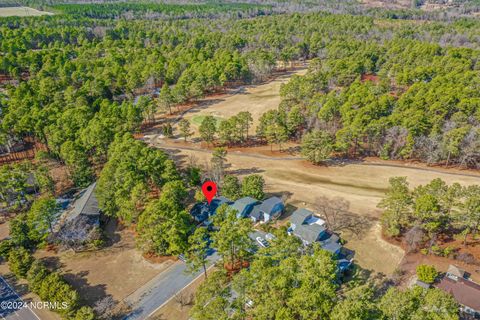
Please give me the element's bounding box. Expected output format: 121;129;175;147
265;233;276;242
337;259;353;272
256;236;269;248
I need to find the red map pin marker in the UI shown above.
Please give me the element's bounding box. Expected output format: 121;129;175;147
201;181;217;204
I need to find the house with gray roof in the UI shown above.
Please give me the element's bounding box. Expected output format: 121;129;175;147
289;208;327;245
319;233;342;255
250;196;284;223
289;208;343;255
190;196;232;224
66;182;100;223
53;182;102;250
230;197;259;218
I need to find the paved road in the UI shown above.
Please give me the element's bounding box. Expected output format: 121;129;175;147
123;251;219;320
0;276;39;320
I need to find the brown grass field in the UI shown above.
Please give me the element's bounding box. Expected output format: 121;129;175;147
0;7;53;17
34;221;175;307
179;68;307;136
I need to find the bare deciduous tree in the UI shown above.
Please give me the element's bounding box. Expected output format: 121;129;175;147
314;196;372;235
404;225;424;253
94;295;117;320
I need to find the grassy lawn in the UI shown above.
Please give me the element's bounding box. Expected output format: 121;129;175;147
189;114;223;127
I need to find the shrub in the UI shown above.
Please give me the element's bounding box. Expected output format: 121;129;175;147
241;174;265;200
416;264;438;284
0;239;13;260
74;306;96;320
8;247;33;278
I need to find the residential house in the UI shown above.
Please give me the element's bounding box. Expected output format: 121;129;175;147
230;197;259;218
289;208;327;245
319;232;342;255
66;182;100;224
190;196;231;224
289;208;344;256
54;182;101;249
436;265;480;318
250;196;284;223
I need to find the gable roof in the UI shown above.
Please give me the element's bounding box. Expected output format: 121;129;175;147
68;183;99;221
320;234;342;254
290;208;313;226
190;196;232;223
447;265;466;278
436;276;480;311
258;196;283;214
231;197;258;214
293;223;326;244
250;204;263;220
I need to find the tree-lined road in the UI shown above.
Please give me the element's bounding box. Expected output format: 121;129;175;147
123;252;219;320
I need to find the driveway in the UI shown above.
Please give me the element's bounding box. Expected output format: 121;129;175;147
0;276;40;320
123;251;219;320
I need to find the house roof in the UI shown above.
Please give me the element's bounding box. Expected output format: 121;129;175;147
68;183;100;221
250;204;263;220
447;265;466;278
290;208;313;226
293;223;325;244
215;196;232;206
415;280;431;289
321;239;342;254
436;276;480;311
231;197;258;214
258;196;283;214
190;196;232;223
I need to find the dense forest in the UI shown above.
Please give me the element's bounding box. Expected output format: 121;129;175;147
1;2;480;319
274;37;480;168
3;3;480;179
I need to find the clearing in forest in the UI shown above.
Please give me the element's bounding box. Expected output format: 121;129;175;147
180;68;307;136
0;6;53;17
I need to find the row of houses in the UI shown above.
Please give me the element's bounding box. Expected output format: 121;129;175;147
190;195;350;268
190;195;285;225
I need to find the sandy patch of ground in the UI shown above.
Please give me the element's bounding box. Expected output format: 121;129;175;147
36;224;175;307
343;223;404;275
0;221;9;240
0;7;53;17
